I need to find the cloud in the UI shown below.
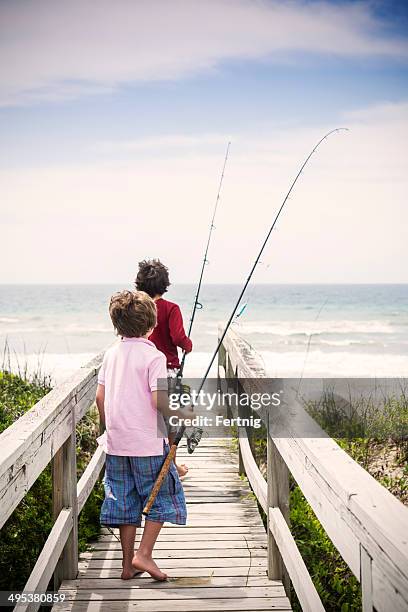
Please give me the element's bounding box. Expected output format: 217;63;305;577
94;134;230;154
0;0;407;107
342;100;408;124
1;100;407;283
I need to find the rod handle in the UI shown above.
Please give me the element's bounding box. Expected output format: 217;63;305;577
142;444;177;516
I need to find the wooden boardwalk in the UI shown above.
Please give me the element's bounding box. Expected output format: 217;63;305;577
4;330;408;612
56;439;291;611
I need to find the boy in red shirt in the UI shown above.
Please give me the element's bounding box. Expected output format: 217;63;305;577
135;259;192;477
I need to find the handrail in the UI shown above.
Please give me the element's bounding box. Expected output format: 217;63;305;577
0;350;106;612
236;432;267;513
218;327;408;612
269;507;325;612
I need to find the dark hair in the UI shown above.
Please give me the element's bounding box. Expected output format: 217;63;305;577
109;290;156;338
135;259;170;297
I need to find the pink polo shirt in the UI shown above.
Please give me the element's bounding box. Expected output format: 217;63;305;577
96;337;168;456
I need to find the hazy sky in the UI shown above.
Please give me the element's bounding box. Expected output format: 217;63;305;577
1;0;407;284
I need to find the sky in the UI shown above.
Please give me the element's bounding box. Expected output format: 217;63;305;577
0;0;407;284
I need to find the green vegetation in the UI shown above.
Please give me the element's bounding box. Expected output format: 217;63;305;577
0;370;104;592
242;392;408;611
307;390;408;505
290;486;361;611
245;423;362;612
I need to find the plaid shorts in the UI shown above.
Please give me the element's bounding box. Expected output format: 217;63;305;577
100;443;187;527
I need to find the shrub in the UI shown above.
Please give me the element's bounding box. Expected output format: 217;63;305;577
0;370;103;592
244;412;362;611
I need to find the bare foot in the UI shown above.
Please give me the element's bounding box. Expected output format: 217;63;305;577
176;463;188;478
121;567;143;580
132;552;168;581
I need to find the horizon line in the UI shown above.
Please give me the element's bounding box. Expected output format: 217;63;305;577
1;281;408;287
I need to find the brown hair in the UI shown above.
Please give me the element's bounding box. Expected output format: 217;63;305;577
135;259;170;298
109;290;156;338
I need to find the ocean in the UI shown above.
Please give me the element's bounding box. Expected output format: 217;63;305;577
0;284;407;383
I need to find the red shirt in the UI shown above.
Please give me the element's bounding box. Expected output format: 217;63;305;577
149;298;192;368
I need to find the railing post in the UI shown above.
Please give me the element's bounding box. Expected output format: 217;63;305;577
360;544;374;612
218;342;226;376
237;396;245;477
267;414;290;595
223;350;245;476
52;404;78;589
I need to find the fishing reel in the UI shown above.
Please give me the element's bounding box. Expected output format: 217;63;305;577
186;426;204;454
172;373;203;453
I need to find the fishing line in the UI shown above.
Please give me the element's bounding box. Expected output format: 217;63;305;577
178;141;231;376
201;130;347;377
296;296;329;396
185;127;348;452
142;127;348;515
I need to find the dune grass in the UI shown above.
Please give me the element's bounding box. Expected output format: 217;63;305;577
242;391;408;611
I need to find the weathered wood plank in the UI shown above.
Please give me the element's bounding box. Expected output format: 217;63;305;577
19;508;72;612
177;450;236;456
59;586;283;600
84;557;268;569
177;476;245;482
238;435;267;513
185;496;249;503
77;446;105;513
79;567;269;578
181;482;249;489
63;576;283;589
176;454;238;460
267;434;290;597
100;526;266;535
222;328;267;381
183;503;261;511
178;468;238;477
98;532;266;542
371;559;408;612
54;597;291;611
183;489;245;495
361;544;373;612
181;512;262;519
128;520;264;527
90;540;267;550
85;549;268;559
52;408;78;587
269;508;324;612
183;491;246;497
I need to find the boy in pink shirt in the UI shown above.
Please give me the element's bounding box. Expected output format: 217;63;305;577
96;290;188;581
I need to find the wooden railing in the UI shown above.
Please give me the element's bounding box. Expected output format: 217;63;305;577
0;352;105;612
218;327;408;612
2;328;408;612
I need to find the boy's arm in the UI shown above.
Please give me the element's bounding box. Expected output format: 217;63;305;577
150;353;192;421
168;305;193;353
95;384;106;428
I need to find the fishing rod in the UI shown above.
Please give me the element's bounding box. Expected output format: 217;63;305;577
143;127;348;517
178;141;231;377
